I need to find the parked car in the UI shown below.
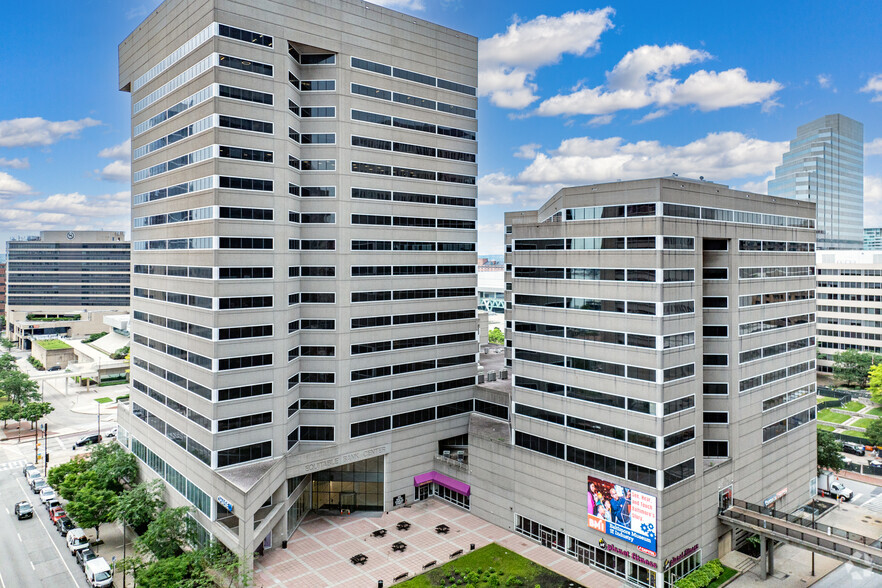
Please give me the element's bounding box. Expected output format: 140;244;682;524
47;365;62;372
50;507;68;524
25;469;42;485
843;442;865;456
45;498;61;512
56;516;76;535
66;528;90;556
84;557;113;588
22;463;37;477
14;501;33;520
39;487;57;504
105;427;117;439
73;434;102;449
76;547;98;570
31;479;48;494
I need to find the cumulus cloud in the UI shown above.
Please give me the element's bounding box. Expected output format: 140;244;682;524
0;157;29;169
97;139;131;183
0;172;35;195
867;176;882;227
0;117;101;147
0;191;130;234
368;0;425;11
478;9;614;109
513;143;541;159
861;74;882;102
866;138;882;157
817;74;836;91
535;44;782;117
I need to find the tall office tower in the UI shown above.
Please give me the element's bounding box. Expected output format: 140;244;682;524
865;228;882;250
5;231;130;346
484;178;817;587
118;0;478;560
768;114;864;250
816;250;882;373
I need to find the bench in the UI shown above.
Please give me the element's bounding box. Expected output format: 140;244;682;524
394;572;409;582
449;549;463;558
423;560;437;570
350;554;368;565
396;521;411;531
371;529;387;538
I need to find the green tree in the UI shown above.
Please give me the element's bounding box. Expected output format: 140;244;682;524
0;351;17;372
65;483;118;539
115;479;165;530
0;403;21;428
817;430;846;474
200;542;254;588
869;364;882;405
137;506;196;559
867;419;882;447
0;370;39;405
19;401;53;429
488;327;504;345
47;457;91;489
0;337;13;352
89;442;138;491
833;350;879;388
135;554;194;588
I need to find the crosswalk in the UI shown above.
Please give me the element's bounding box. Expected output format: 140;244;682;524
861;494;882;514
0;459;26;472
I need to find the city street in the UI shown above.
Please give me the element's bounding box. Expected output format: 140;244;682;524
0;460;89;587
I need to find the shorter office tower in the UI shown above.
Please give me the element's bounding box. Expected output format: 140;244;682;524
816;250;882;372
0;262;6;318
467;178;818;588
5;231;130;347
865;228;882;250
768;114;863;250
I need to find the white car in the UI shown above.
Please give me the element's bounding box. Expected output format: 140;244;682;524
66;528;90;555
39;487;57;504
84;557;113;587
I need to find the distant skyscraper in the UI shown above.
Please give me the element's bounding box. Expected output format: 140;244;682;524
865;228;882;250
768;114;863;250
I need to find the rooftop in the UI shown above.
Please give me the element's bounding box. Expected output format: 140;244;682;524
35;339;72;350
477;345;511;394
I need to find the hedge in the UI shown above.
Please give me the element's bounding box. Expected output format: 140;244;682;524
675;559;725;588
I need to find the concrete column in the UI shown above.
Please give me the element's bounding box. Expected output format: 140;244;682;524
759;535;767;578
767;537;774;576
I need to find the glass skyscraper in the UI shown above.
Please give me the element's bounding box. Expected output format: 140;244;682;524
768;114;863;250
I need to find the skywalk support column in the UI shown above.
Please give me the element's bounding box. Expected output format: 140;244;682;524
759;535;767;578
767;537;774;576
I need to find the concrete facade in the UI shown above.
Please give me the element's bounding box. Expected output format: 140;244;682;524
477;178;819;587
117;0;480;564
816;249;882;372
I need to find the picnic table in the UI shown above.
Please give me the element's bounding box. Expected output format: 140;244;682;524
392;541;407;552
350;554;368;565
435;524;450;534
397;521;411;531
371;529;387;538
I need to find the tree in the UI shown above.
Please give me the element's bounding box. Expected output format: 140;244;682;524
867;419;882;447
0;337;13;352
0;352;17;372
19;401;53;429
0;403;21;428
0;370;39;405
137;506;196;559
817;430;846;474
58;469;100;501
869;364;882;405
89;442;138;491
200;542;254;588
136;554;196;588
115;479;165;531
833;350;879;388
65;483;118;539
47;457;91;489
488;327;504;345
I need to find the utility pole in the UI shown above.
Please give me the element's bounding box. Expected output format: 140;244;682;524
811;506;816;576
43;423;48;477
97;399;101;438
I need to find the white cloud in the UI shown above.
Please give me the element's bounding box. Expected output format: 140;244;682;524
739;175;775;194
535;44;782;117
866;138;882;157
516;131;788;186
0;117;101;147
477;172;521;205
368;0;425;11
0;172;34;195
0;157;29;169
817;74;836;91
861;74;882;102
478;9;615;109
0;191;130;234
588;114;616;126
866;176;882;227
513;143;541;159
97;139;132;182
477;224;505;255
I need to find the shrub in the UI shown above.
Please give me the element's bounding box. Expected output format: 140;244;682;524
111;346;129;360
674;559;726;588
84;332;108;343
27;356;44;370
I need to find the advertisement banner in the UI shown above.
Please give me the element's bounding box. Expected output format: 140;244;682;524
587;476;657;556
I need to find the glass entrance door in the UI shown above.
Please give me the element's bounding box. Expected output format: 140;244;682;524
541;530;556;549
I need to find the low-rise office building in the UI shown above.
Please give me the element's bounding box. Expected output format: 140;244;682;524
5;231;130;348
865;228;882;251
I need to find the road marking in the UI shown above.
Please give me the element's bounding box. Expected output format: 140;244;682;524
17;533;21;543
853;493;864;503
3;508;7;515
56;438;66;451
16;478;80;587
29;560;34;570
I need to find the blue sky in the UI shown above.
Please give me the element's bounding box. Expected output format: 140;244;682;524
0;0;880;253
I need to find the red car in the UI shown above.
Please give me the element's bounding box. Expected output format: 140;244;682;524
49;507;67;524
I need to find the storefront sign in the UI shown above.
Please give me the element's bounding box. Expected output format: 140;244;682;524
301;445;389;473
217;495;234;513
763;487;788;507
587;476;657;556
664;544;699;570
598;538;658;569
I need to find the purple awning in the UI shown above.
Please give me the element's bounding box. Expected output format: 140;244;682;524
413;471;470;496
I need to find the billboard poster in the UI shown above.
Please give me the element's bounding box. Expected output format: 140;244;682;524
587;476;657;556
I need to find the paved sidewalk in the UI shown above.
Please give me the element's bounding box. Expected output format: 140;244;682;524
256;499;622;587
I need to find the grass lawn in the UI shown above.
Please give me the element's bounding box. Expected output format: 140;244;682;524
94;397;113;404
868;407;882;417
852;418;875;429
841;401;865;412
848;430;869;439
707;566;739;588
817;424;835;432
817;409;850;424
397;543;585;588
816;396;837;404
34;339;71;350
